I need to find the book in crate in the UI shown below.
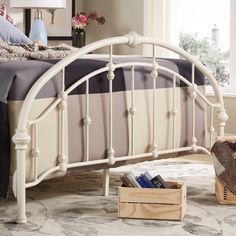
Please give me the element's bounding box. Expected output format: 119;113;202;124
118;172;186;220
120;171;169;189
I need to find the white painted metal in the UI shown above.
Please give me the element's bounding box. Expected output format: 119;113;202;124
190;64;197;152
106;45;115;165
102;169;110;197
171;75;177;148
12;129;30;224
58;69;67;172
151;45;158;158
209;106;215;147
29;99;61;125
11;32;227;223
31;124;39;181
12;171;17;197
84;80;91;162
129;65;136;155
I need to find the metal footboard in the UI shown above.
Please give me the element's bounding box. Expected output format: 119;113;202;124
12;32;227;223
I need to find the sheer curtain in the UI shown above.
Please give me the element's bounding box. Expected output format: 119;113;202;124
229;0;236;93
143;0;177;57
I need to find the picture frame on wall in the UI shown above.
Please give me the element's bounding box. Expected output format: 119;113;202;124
25;0;76;40
0;0;24;31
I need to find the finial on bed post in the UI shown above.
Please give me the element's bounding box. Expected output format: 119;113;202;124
12;129;31;151
125;31;142;48
216;107;228;138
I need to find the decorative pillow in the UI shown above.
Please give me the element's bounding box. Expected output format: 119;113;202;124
0;4;14;24
0;16;32;44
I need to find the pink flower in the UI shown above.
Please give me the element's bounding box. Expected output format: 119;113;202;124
72;11;105;29
96;16;105;25
72;13;88;29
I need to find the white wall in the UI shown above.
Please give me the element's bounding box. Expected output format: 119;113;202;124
79;0;176;56
80;0;143;54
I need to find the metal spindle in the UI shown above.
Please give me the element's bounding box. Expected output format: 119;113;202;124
58;68;67;171
151;45;158;158
106;45;115;165
172;75;177;148
191;64;197;151
84;80;91;161
209;106;215;147
129;65;136;155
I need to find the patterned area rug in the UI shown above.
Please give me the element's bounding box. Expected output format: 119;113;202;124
1;156;236;236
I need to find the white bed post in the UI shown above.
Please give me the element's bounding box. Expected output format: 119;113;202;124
216;107;228;138
12;129;30;224
102;169;109;197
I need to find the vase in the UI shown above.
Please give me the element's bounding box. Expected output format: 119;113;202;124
72;28;86;48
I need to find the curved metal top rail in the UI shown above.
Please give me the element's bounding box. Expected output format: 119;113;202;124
16;31;224;130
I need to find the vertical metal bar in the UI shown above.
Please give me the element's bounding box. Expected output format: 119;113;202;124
130;65;135;155
151;45;158;158
13;129;30;224
60;69;65;158
16;150;27;223
209;106;215;147
84;80;91;162
61;68;65;91
109;61;113;151
106;45;115;165
172;75;177;148
191;64;197;150
58;68;67;172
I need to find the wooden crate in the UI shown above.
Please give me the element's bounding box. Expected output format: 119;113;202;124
118;181;186;221
222;136;236;142
215;177;236;205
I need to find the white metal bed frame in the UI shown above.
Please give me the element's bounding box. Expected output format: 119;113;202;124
11;32;228;223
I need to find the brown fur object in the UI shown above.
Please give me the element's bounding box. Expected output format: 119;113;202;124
211;141;236;194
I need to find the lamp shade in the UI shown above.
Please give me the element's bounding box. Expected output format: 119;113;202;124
10;0;66;9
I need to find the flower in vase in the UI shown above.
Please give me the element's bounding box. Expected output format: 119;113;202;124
72;11;105;29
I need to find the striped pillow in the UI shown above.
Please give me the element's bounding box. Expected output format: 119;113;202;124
0;4;14;24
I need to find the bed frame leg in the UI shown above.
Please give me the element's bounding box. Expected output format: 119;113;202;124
16;150;27;224
102;169;110;197
12;129;30;224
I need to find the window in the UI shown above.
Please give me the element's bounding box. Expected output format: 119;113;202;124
175;0;230;89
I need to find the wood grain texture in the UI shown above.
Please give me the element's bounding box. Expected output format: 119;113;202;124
118;203;184;220
118;181;186;220
223;136;236;142
215;176;236;205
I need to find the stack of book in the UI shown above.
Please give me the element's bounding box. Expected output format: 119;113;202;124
120;171;169;189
